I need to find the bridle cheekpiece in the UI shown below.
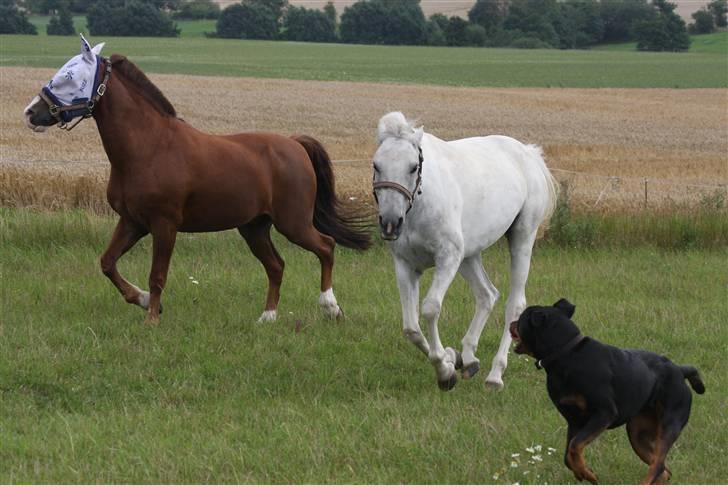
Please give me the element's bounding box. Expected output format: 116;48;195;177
372;145;424;214
38;56;112;131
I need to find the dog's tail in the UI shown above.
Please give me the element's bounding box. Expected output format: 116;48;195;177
680;365;706;394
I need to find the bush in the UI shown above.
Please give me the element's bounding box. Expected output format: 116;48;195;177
635;0;690;52
47;4;75;35
282;5;336;42
174;0;220;20
340;0;426;45
216;2;278;40
464;24;487;46
708;0;727;27
689;9;715;34
0;1;38;34
444;16;469;46
510;35;553;49
87;1;180;37
425;17;446;46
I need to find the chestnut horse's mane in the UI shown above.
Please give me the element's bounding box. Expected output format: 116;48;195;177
110;54;176;118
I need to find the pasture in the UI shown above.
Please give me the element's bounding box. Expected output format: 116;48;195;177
1;30;727;483
1;209;726;483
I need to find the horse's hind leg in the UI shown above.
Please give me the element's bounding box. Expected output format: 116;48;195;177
486;226;538;390
238;218;285;322
457;255;500;379
100;217;149;310
279;223;342;319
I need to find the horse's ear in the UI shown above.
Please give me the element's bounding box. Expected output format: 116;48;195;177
80;33;95;63
91;42;106;56
413;126;424;145
553;298;575;318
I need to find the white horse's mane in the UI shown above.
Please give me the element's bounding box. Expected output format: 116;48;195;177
377;111;423;145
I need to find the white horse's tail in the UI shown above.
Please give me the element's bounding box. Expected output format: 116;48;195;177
524;144;560;229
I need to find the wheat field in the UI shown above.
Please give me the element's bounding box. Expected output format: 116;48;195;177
2;67;726;212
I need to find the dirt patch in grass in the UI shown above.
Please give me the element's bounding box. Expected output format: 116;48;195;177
2;67;726;212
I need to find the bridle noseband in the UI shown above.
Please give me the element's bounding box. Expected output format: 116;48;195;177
372;146;424;214
38;56;112;131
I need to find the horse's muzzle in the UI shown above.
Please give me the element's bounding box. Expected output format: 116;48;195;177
379;216;403;240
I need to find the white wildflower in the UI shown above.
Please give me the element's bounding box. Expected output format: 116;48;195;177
510;461;519;468
531;455;543;462
511;453;520;458
492;473;499;480
534;445;542;452
525;446;535;453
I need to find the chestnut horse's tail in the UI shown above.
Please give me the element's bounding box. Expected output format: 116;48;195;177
292;135;372;250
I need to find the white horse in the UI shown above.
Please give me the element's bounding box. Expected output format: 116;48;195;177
372;112;559;391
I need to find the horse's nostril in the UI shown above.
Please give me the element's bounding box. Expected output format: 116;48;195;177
397;217;403;228
379;215;383;226
25;108;34;116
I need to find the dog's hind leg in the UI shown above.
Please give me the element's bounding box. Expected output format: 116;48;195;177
627;411;671;483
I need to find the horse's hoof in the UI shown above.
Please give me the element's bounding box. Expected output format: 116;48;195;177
454;351;463;370
462;362;480;380
144;316;160;326
437;373;458;392
336;306;344;321
485;376;504;391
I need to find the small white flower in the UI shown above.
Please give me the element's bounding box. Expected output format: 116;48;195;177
191;280;199;285
492;473;499;480
289;311;294;315
525;446;535;453
188;276;194;279
531;455;543;462
511;453;520;458
510;461;519;468
547;447;557;452
522;470;530;475
534;445;542;452
512;482;520;485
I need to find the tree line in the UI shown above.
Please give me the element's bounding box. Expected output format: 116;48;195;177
2;0;727;52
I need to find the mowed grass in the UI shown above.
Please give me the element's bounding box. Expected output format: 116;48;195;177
594;31;728;54
1;33;726;88
1;208;726;483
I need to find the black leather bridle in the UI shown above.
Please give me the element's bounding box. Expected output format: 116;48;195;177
372;146;424;214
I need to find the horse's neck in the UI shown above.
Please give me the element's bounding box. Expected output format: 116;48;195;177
93;75;169;170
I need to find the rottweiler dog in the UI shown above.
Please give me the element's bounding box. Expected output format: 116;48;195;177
510;298;705;485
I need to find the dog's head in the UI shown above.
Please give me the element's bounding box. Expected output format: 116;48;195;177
510;298;581;360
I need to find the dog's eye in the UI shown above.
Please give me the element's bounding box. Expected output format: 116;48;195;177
409;165;417;174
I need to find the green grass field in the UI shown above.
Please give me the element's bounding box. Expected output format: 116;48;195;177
3;29;726;88
1;208;726;483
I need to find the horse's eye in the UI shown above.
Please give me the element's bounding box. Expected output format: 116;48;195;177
410;165;417;174
373;164;380;173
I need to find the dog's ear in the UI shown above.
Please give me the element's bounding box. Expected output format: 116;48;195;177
553;298;575;318
530;310;546;327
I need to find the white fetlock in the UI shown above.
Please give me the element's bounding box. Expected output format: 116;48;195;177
444;347;458;366
319;288;341;319
485;370;505;390
257;310;277;323
137;290;150;310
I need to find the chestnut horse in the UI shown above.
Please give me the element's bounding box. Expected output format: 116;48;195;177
24;35;370;325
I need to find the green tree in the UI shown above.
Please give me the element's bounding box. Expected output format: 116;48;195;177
87;0;180;37
323;1;336;23
708;0;727;27
216;2;278;39
0;0;38;34
425;14;447;46
174;0;220;20
468;0;507;34
600;0;656;43
47;2;75;35
503;0;561;47
340;0;426;45
464;23;487;46
635;0;690;51
283;5;336;42
689;8;716;34
445;16;469;46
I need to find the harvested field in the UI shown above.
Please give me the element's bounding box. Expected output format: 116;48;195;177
2;67;726;212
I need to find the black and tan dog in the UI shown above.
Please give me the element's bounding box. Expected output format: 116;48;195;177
510;298;705;485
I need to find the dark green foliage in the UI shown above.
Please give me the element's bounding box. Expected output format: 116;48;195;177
600;0;656;43
283;5;336;43
689;9;716;34
468;0;507;33
503;0;561;47
444;16;469;46
464;23;487;47
0;0;38;34
174;0;220;20
87;1;180;37
340;0;426;45
323;1;336;23
635;0;690;51
425;14;447;46
216;2;278;40
554;0;604;49
47;3;75;35
708;0;727;27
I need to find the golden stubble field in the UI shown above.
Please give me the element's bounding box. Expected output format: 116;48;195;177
2;66;726;212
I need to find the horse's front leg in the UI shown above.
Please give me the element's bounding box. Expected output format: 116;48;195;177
100;217;149;309
145;218;178;325
394;257;429;356
422;252;462;391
